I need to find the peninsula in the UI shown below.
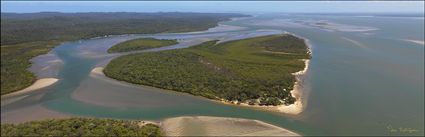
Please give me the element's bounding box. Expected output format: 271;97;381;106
104;34;311;112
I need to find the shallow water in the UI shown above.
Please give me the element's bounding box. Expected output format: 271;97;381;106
2;14;424;136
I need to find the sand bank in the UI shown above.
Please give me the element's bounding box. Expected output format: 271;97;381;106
405;39;425;45
1;78;59;98
90;67;105;76
161;116;300;136
1;104;70;124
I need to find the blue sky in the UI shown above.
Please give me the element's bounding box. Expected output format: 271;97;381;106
1;1;424;13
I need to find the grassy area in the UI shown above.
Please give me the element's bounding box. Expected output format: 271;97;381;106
1;41;60;95
1;12;245;95
1;118;161;136
104;34;310;106
108;38;178;53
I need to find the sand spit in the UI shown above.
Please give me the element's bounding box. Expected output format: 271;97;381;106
405;39;425;45
161;116;300;136
1;78;59;98
90;67;105;77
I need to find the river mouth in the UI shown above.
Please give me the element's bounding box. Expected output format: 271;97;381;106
2;14;424;136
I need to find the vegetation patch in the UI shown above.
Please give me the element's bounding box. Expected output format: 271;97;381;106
108;38;178;53
104;34;310;106
0;118;161;136
1;41;59;95
1;12;246;95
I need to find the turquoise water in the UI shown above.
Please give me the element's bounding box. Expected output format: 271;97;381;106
2;14;423;136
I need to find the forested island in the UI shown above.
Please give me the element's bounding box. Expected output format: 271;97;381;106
108;38;178;53
104;34;310;106
1;118;161;136
0;12;247;95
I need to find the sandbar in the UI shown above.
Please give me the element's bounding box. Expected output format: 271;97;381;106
1;104;70;124
1;78;59;98
405;39;425;45
161;116;300;136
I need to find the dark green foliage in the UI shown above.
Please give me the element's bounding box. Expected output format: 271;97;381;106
1;12;245;95
1;41;59;95
108;38;178;53
259;34;310;56
0;118;162;137
259;97;283;106
104;34;310;105
1;12;248;45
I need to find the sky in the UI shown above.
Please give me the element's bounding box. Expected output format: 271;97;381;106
1;1;424;14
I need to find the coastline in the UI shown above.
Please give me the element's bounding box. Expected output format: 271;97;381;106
216;59;309;115
216;33;312;115
161;116;300;136
96;33;312;115
1;78;59;99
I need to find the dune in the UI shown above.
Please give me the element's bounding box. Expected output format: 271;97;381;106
161;116;300;136
1;78;59;98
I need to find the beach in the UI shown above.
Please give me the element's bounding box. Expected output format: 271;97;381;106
92;55;310;115
90;67;105;77
1;78;59;98
161;116;300;136
217;59;309;115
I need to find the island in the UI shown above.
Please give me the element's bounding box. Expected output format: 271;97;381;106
107;38;178;53
104;34;311;109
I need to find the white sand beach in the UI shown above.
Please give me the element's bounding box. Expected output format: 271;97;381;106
90;67;105;76
1;78;59;98
161;116;300;136
218;59;309;115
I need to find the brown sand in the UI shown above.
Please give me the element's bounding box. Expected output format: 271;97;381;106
1;104;70;124
1;78;59;98
161;116;300;136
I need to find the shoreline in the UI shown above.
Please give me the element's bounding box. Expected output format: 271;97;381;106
95;33;312;115
161;116;300;136
1;78;59;99
215;33;312;115
216;59;309;115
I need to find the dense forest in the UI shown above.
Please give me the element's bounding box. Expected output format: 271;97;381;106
1;118;161;136
1;12;246;95
104;34;310;106
1;41;59;94
1;12;247;45
108;38;178;53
